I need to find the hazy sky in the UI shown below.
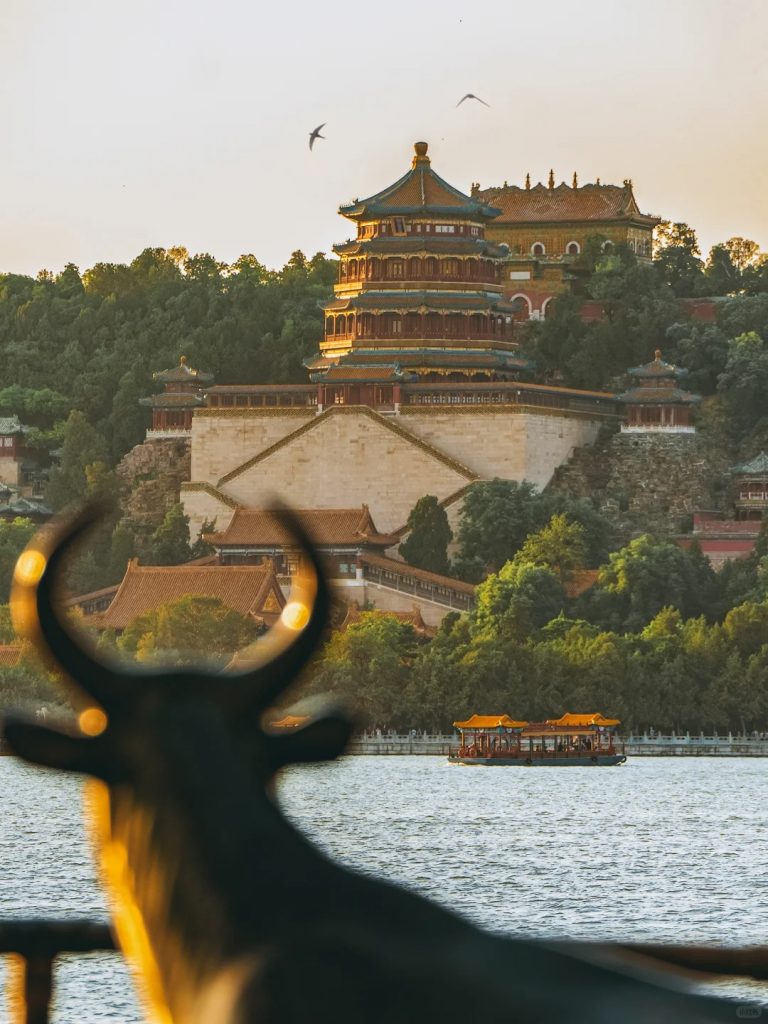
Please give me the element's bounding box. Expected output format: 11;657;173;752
1;0;766;276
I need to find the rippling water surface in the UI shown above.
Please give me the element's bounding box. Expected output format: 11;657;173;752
2;755;768;1021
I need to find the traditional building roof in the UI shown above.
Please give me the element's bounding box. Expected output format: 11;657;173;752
0;416;27;436
153;355;214;385
323;290;518;314
205;506;394;548
627;350;688;380
340;142;500;222
731;451;768;476
333;237;508;258
319;366;407;383
618;350;701;405
477;180;659;226
546;712;621;727
138;393;206;409
0;496;52;520
453;714;528;730
0;644;23;667
96;560;285;630
339;605;432;635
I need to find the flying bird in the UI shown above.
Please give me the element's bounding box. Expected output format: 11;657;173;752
456;94;490;107
309;123;326;150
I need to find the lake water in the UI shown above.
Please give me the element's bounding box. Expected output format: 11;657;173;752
2;755;768;1021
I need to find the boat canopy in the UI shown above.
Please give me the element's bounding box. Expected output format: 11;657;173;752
453;714;528;730
546;712;621;728
268;714;310;729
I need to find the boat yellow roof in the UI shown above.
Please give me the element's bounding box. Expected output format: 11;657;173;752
268;714;310;729
546;712;621;727
453;714;528;730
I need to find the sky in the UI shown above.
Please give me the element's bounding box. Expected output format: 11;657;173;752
0;0;766;277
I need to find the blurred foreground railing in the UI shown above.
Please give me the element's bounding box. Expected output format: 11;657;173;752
0;921;114;1024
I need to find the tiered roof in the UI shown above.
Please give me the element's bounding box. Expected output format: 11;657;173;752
732;452;768;476
152;355;214;385
618;350;701;405
340;142;500;222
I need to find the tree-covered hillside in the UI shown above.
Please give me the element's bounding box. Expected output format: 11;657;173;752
0;247;335;463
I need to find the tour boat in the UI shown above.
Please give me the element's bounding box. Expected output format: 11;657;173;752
448;713;626;766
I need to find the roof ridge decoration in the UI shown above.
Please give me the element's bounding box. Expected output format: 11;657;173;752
216;405;479;489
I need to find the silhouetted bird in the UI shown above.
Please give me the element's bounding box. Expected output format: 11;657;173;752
309;123;326;150
457;93;490;107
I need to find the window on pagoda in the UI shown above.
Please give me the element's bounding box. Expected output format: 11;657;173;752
387;259;405;279
408;257;421;278
442;259;459;278
425;258;438;279
348;260;358;279
531;242;545;256
383;315;402;337
391;217;407;235
435;224;456;234
370;258;381;279
326;318;334;337
335;317;344;335
566;241;580;255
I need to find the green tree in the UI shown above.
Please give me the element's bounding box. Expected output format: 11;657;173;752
512;513;586;583
455;479;543;579
118;595;259;668
0;518;38;602
398;495;452;575
309;613;421;728
45;410;108;510
653;221;705;297
473;561;566;641
144;504;194;565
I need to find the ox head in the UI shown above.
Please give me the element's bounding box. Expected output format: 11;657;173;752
3;505;352;783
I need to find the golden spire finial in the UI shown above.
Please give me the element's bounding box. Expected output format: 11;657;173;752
572;172;578;188
525;173;530;190
412;141;430;167
548;169;555;189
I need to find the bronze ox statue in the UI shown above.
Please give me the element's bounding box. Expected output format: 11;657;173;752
2;509;755;1022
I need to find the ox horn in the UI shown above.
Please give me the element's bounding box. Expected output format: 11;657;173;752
214;507;331;717
11;504;126;712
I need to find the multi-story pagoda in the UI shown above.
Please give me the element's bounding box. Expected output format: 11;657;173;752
618;351;700;433
306;141;528;406
139;356;214;438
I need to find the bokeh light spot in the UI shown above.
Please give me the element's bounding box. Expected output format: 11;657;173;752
79;707;108;736
281;600;310;631
14;549;46;587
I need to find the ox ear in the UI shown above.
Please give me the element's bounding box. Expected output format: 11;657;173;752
11;504;126;711
265;712;354;770
3;719;112;778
